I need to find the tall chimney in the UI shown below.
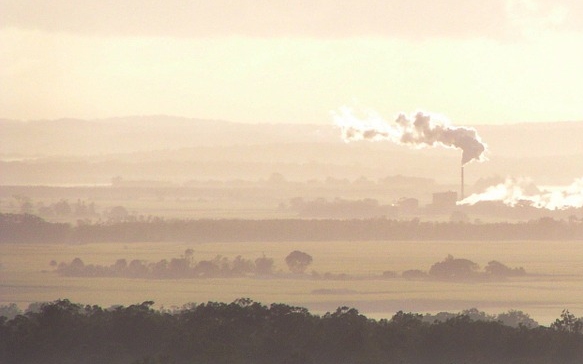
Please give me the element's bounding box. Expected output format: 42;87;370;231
460;166;465;200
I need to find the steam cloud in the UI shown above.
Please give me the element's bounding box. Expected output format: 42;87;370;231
459;177;583;210
334;107;487;165
334;107;582;211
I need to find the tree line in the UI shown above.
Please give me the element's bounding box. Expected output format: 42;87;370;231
54;250;313;279
396;254;526;281
1;213;583;244
1;298;582;364
53;251;525;282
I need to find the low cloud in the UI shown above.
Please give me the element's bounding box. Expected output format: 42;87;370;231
4;0;579;39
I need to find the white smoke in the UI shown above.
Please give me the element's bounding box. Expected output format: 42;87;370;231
459;177;583;210
334;107;487;165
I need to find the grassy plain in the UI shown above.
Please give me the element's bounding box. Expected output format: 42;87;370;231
1;240;582;326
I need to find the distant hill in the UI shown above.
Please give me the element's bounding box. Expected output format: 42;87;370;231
1;116;582;185
0;116;338;156
2;116;582;158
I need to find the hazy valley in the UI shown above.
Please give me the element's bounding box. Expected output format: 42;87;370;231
2;116;583;364
2;117;583;222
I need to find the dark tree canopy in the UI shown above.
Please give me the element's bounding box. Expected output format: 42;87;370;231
2;213;583;244
1;298;583;364
429;254;480;280
485;260;526;277
285;250;313;274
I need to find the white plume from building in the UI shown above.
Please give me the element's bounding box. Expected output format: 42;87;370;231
459;177;583;210
334;106;583;210
333;107;487;166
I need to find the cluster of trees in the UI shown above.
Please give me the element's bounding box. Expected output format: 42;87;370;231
0;213;70;244
52;251;526;282
54;250;314;279
1;298;582;364
8;195;117;221
2;213;583;245
422;308;539;328
37;199;99;219
392;255;526;281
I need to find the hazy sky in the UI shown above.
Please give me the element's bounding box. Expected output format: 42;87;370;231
1;0;582;124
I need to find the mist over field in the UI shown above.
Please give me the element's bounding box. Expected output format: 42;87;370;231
2;116;583;186
2;108;583;364
1;116;583;317
3;0;583;361
1;117;582;222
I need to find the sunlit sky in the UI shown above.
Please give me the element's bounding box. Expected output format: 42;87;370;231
1;0;582;124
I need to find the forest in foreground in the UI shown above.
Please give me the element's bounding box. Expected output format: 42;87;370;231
1;298;582;364
2;213;583;244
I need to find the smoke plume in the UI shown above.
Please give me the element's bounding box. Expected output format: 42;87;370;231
334;107;487;165
459;177;583;210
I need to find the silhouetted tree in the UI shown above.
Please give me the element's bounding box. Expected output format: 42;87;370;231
106;205;130;222
497;309;538;328
402;269;427;279
0;303;21;319
254;254;274;276
285;250;313;274
52;199;72;216
552;310;583;334
485;260;526;277
429;254;480;280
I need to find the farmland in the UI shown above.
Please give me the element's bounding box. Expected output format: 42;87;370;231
2;240;582;326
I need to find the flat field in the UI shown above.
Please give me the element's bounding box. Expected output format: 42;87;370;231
1;240;582;326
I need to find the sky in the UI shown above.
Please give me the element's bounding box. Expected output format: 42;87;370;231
1;0;583;125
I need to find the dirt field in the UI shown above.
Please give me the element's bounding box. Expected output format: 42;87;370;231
1;240;582;326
